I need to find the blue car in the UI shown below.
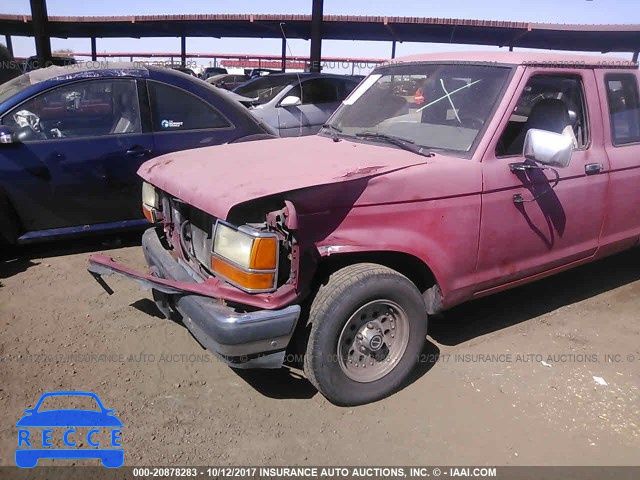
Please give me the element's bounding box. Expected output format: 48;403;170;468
0;62;276;245
16;391;123;468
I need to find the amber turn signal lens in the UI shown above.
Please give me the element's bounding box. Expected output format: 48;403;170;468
142;203;155;223
211;257;275;291
250;237;278;270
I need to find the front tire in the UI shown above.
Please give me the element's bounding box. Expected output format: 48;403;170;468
303;263;427;406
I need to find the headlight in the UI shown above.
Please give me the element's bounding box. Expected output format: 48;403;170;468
211;221;278;292
141;182;160;223
142;182;158;208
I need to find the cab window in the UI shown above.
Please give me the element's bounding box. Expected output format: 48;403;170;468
496;75;588;157
605;74;640;146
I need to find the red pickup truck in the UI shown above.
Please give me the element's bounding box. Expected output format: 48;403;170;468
89;52;640;406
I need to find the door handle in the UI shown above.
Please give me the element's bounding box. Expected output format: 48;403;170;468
126;147;151;157
585;163;603;175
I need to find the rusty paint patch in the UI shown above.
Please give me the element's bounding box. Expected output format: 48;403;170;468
338;165;384;179
144;157;174;173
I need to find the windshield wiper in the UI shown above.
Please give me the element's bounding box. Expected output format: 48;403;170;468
355;131;434;157
322;123;343;142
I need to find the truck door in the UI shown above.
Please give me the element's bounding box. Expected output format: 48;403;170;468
476;69;609;292
594;69;640;253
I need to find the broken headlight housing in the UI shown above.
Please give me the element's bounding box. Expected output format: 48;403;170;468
210;221;279;293
141;182;160;223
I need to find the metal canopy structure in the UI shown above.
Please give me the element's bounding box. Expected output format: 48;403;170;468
69;51;386;73
1;13;639;53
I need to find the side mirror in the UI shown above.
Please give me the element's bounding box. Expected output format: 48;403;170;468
523;128;573;168
0;125;17;144
280;95;302;107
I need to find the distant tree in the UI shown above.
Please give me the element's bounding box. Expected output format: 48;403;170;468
0;44;12;60
53;48;74;55
0;43;22;84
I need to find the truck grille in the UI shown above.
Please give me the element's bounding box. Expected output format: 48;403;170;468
169;198;215;274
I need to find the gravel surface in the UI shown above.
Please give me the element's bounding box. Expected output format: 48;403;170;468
1;237;639;466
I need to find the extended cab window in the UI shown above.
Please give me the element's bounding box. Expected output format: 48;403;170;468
148;81;230;132
605;74;640;146
2;78;141;140
496;75;588;157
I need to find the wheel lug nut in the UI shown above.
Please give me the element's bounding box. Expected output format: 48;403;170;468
357;334;363;340
391;334;395;338
360;346;366;353
367;322;373;329
391;325;395;329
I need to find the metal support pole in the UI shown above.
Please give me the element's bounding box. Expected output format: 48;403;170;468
633;51;639;63
391;41;397;59
509;45;514;52
180;36;186;67
4;35;13;56
91;37;97;61
310;0;324;73
30;0;52;67
281;37;287;72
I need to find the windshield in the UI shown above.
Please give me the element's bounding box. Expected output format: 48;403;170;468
328;63;511;154
233;75;294;105
37;394;101;412
0;73;32;104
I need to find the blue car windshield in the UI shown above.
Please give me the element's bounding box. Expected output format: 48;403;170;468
36;394;101;412
0;74;32;104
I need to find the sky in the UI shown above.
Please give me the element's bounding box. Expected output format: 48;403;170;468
2;0;639;73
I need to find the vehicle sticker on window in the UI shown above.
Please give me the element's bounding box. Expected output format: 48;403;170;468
161;119;184;128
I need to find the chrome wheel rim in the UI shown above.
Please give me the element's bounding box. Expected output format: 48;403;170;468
337;299;410;383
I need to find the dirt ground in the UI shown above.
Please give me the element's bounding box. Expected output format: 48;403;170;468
1;235;639;467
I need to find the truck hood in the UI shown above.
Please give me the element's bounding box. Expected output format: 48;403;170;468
138;135;431;220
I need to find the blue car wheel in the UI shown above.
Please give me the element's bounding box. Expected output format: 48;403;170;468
15;450;38;468
100;449;124;468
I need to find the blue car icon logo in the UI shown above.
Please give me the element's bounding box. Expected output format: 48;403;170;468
16;391;123;468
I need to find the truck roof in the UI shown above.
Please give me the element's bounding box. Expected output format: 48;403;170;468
392;51;638;69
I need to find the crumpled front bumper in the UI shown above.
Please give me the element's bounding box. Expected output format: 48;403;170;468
88;228;301;369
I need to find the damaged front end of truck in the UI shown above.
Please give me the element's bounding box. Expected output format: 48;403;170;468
88;135;427;370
